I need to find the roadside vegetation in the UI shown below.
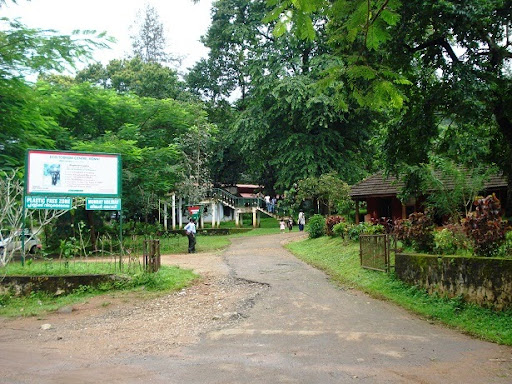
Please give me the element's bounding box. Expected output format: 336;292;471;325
286;236;512;346
0;220;281;318
0;263;197;317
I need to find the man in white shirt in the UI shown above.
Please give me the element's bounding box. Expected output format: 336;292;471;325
184;218;197;253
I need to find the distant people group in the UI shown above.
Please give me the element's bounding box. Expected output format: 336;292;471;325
264;195;277;213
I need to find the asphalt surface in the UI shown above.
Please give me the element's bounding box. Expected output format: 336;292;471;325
132;232;512;383
2;232;512;383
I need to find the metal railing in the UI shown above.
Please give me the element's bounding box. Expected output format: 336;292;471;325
205;188;288;217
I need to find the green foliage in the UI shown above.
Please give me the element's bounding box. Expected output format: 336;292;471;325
402;156;500;222
347;222;384;241
433;225;471;256
307;214;326;239
295;173;352;215
59;238;81;260
75;57;185;99
0;18;110;169
434;229;458;255
325;216;344;236
268;0;512;220
499;231;512;258
332;221;350;239
462;194;506;257
394;212;435;253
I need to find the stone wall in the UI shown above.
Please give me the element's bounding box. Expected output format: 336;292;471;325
0;274;125;297
395;253;512;310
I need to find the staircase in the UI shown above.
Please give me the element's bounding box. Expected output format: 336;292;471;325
203;188;289;219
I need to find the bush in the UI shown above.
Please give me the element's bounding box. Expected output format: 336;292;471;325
499;230;512;258
434;228;458;255
462;194;505;257
325;216;344;236
347;222;384;241
394;212;435;252
332;222;350;239
307;214;326;239
370;217;394;233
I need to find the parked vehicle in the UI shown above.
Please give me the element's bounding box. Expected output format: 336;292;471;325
0;231;42;256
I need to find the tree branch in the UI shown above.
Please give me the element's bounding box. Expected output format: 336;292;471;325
406;37;460;63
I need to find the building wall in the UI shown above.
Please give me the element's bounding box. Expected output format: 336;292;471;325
365;197;404;221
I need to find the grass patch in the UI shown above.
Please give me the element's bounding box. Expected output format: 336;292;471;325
286;236;512;345
2;261;123;276
0;264;197;318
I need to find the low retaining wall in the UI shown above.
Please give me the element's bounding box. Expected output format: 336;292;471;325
395;253;512;310
0;274;125;297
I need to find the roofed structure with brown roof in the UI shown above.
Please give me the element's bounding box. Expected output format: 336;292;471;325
349;171;508;223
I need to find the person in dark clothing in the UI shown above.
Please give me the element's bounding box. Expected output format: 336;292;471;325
184;218;197;253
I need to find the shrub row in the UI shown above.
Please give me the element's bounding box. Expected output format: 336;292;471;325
308;194;511;258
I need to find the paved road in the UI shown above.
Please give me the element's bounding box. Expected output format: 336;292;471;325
2;232;511;383
134;232;512;383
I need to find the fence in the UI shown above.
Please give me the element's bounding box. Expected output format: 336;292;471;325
359;234;391;272
143;239;161;272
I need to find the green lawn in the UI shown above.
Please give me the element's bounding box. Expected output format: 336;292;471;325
286;236;512;345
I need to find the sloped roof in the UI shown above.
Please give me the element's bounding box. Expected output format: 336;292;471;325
350;171;507;198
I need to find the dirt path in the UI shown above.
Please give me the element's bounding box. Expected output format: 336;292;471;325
1;232;511;383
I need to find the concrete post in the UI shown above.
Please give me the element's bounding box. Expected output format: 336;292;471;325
163;201;168;231
178;197;183;229
235;209;240;227
171;193;176;230
217;203;222;228
212;201;216;228
252;207;257;228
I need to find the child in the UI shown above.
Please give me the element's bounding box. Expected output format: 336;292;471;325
280;219;286;233
287;218;293;231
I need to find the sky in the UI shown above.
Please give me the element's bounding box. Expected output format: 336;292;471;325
1;0;213;74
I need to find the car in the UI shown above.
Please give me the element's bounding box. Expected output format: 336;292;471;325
0;231;42;256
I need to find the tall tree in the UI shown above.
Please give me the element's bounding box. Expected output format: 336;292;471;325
0;17;109;169
268;0;512;215
188;0;328;104
75;57;185;99
235;73;374;191
130;3;176;64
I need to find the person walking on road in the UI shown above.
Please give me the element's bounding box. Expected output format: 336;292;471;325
298;211;305;232
184;218;197;253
